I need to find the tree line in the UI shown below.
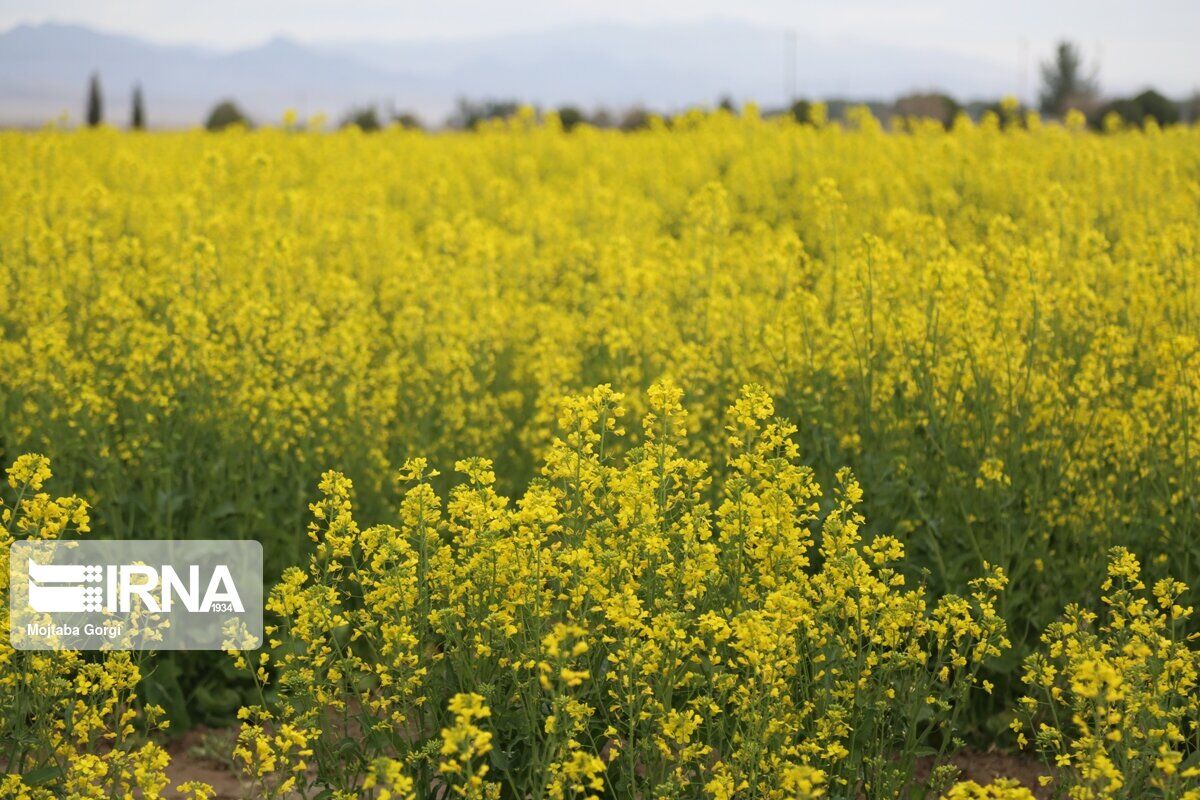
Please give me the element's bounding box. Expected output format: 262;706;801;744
81;40;1198;132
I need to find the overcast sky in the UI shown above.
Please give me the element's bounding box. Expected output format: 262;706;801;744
3;0;1197;96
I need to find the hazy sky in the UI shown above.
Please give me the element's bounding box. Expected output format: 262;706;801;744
3;0;1197;95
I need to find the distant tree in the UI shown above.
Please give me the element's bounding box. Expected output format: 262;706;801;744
822;99;855;124
977;98;1027;129
391;110;423;130
205;100;251;131
1096;89;1180;128
86;72;103;127
450;98;521;130
827;100;892;127
1096;97;1140;128
894;92;961;129
1131;89;1180;125
340;105;383;131
788;99;813;124
130;84;145;130
1184;92;1200;124
1039;40;1099;116
717;95;737;113
589;108;615;128
618;106;652;131
556;105;585;131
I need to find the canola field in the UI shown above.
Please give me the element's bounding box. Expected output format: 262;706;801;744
2;110;1200;798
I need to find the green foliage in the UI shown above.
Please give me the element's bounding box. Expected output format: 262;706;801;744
618;105;652;131
789;98;814;124
451;97;521;130
894;92;962;129
204;99;251;131
1096;89;1181;128
340;105;383;132
556;105;586;131
392;110;423;130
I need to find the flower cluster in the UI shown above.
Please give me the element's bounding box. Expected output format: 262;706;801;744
235;383;1010;798
1014;547;1200;799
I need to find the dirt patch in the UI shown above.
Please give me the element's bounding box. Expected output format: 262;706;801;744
163;730;1051;799
165;727;244;799
916;749;1052;798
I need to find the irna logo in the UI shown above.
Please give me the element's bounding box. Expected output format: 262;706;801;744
11;539;262;651
26;559;244;614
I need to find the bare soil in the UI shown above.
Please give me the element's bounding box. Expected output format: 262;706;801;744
927;749;1052;799
165;727;245;799
164;729;1052;799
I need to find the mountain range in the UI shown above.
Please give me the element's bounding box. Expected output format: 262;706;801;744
0;20;1019;127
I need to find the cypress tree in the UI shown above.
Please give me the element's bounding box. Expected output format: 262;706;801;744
86;72;103;127
131;84;145;130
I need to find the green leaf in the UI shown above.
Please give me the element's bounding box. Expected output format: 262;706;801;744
142;656;191;733
22;766;62;786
